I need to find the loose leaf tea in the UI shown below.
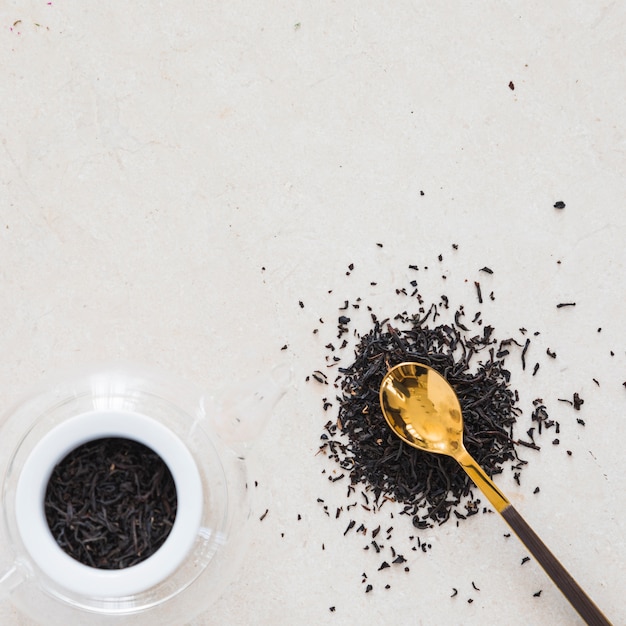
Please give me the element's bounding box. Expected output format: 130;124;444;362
319;308;530;528
308;248;596;609
45;437;177;569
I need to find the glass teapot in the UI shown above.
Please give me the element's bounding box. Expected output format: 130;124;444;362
0;362;289;625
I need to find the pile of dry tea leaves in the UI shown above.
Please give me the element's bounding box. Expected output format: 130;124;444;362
320;308;531;528
311;260;565;533
306;253;593;604
301;236;606;610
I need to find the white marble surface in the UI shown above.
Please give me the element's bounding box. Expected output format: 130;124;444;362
1;1;625;624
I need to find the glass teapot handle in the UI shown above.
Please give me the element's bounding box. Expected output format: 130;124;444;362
0;559;29;600
210;363;291;455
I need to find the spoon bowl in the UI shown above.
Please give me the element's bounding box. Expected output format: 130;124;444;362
379;362;610;626
380;362;464;456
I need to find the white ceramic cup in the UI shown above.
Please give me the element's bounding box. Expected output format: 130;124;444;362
15;410;203;597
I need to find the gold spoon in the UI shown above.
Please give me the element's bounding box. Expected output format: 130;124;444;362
379;362;611;626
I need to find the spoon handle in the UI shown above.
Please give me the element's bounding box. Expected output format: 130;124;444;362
457;450;610;625
501;505;611;626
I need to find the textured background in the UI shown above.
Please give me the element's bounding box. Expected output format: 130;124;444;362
1;1;624;624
